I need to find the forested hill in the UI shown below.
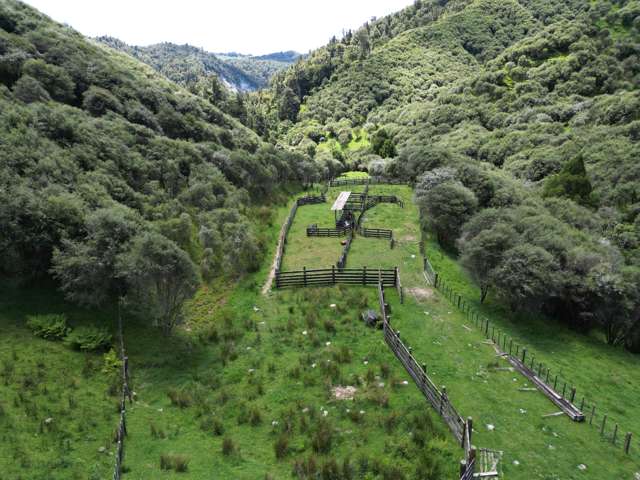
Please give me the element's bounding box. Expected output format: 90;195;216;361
0;0;317;326
97;37;299;92
262;0;640;351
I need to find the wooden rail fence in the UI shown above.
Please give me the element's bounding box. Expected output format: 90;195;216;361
297;194;326;206
274;202;299;272
336;231;353;270
306;226;350;237
275;267;397;289
378;283;466;443
329;177;407;187
113;301;132;480
424;254;639;456
359;227;393;240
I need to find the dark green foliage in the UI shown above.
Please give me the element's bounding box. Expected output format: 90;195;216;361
12;75;50;103
82;86;123;116
63;325;112;351
26;314;68;340
419;181;478;248
371;129;396;158
543;155;593;205
21;59;75;102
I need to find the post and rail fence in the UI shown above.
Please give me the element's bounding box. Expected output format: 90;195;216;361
275;267;398;289
377;283;477;478
424;255;638;457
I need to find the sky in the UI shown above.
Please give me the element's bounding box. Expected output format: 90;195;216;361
23;0;415;56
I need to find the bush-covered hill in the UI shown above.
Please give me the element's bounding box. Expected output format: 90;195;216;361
97;37;299;92
0;0;319;331
261;0;640;351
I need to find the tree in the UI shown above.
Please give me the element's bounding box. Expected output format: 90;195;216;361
371;128;396;158
420;181;478;248
459;223;517;303
278;87;300;122
51;206;142;306
543;155;593;205
12;75;51;103
588;265;640;346
117;232;199;335
491;244;559;311
21;59;75;103
82;86;124;116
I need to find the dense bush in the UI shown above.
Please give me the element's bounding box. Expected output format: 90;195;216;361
26;314;68;340
64;326;112;351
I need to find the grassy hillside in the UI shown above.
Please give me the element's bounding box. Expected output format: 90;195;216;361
260;0;640;353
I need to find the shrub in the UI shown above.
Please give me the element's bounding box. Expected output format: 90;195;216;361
249;406;263;426
311;418;333;454
274;434;289;459
82;85;124;116
150;422;166;439
167;388;193;408
222;437;236;456
26;314;68;340
13;75;51;103
160;453;189;472
64;326;112;351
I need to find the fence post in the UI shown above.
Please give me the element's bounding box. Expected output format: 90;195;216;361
394;267;398;288
553;375;558;390
440;387;447;415
613;424;618;444
590;405;596;425
459;460;467;478
467;417;473;448
434;273;439;288
303;266;307;287
570;387;576;404
624;433;632;454
521;348;527;364
332;265;336;284
509;339;513;355
580;397;585;411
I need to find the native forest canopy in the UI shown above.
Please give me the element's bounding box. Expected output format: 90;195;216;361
1;0;640;478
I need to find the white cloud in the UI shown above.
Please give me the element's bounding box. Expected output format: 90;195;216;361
23;0;415;55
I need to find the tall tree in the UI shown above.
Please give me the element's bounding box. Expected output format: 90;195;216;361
117;232;199;335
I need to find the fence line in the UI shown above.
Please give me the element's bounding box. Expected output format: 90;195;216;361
296;194;326;206
378;284;465;442
307;226;350;237
359;227;393;240
329;176;407;187
377;283;477;478
425;258;638;457
336;231;354;270
113;300;132;480
275;267;398;289
274;202;299;273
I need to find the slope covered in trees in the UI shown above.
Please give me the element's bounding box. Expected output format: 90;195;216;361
262;0;640;351
97;37;299;92
0;0;318;333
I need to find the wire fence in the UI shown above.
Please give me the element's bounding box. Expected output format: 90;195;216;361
424;257;638;457
113;300;132;480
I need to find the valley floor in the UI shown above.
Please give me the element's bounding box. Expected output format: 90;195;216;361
2;182;639;479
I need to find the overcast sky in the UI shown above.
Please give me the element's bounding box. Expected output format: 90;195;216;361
23;0;414;56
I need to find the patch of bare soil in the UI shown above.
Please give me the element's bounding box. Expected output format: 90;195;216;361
407;287;434;301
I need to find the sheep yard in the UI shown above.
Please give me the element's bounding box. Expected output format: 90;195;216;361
2;181;640;479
